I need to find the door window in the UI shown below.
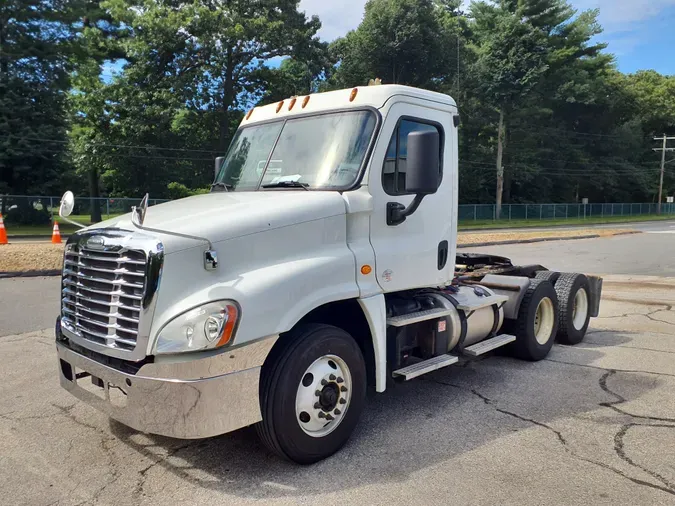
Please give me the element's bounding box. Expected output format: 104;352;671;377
382;119;442;195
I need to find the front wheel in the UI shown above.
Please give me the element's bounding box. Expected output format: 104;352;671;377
256;324;366;464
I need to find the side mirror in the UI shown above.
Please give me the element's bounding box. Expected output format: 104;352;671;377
405;130;440;195
59;191;75;218
387;130;441;226
215;156;225;180
131;193;149;227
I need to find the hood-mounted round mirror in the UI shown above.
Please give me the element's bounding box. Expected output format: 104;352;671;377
59;191;75;218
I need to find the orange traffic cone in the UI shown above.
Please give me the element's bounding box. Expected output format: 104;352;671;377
51;220;62;244
0;214;7;245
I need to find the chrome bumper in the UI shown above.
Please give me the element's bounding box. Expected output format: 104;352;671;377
56;337;277;439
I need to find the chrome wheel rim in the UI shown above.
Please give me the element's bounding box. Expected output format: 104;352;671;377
295;354;352;437
534;297;555;345
572;288;589;330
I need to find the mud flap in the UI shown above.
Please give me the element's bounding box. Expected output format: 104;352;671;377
587;276;603;317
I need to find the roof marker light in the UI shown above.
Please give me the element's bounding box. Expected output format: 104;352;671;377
246;109;254;120
289;97;297;110
349;88;358;102
276;101;284;113
302;96;310;108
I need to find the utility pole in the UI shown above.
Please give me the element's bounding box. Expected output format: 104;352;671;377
653;135;675;214
456;34;460;93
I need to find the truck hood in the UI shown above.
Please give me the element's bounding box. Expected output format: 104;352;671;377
87;191;348;253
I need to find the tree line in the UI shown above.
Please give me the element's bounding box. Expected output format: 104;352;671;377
1;0;674;222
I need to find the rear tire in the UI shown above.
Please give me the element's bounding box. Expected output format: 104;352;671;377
535;270;560;283
554;273;591;345
510;279;559;361
256;324;366;464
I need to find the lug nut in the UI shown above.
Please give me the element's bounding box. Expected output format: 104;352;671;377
329;374;336;381
318;412;326;419
321;379;328;386
334;409;341;415
339;398;346;404
336;377;344;383
340;386;348;392
325;414;335;421
314;402;321;409
315;390;321;396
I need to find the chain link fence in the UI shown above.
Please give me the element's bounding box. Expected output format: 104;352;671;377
0;195;169;226
2;195;674;227
458;203;675;222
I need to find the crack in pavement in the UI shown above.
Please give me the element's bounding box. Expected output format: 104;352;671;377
596;305;675;327
133;442;195;501
615;423;675;491
598;370;675;423
544;358;675;378
568;340;675;355
425;378;675;498
52;403;123;505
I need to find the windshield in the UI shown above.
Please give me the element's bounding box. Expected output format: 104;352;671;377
214;110;378;191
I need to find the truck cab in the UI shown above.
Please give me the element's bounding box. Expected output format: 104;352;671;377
55;85;602;464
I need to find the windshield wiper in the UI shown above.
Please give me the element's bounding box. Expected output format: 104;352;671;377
261;181;310;190
211;182;232;192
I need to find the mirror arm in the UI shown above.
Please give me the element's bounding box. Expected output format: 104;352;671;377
130;209;218;271
386;194;426;226
59;215;86;230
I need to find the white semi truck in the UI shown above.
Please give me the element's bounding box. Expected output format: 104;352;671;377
55;84;602;464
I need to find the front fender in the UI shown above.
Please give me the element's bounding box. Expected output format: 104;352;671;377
147;215;360;354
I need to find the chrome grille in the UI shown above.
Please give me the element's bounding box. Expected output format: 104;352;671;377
61;243;147;352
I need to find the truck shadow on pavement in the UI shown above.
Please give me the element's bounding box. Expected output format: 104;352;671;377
107;338;674;500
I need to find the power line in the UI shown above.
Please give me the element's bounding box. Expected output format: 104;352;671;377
461;159;660;172
0;134;219;154
21;146;212;161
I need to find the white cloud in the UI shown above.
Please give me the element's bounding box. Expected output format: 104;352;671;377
571;0;675;32
299;0;367;40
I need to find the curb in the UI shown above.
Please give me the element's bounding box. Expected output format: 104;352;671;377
458;218;675;232
0;270;61;279
456;231;641;249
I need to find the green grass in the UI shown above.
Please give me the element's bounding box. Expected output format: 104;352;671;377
458;214;675;230
6;213;123;237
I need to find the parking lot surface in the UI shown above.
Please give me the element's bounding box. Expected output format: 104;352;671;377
1;233;674;505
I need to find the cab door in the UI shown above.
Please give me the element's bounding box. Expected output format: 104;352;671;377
367;99;457;292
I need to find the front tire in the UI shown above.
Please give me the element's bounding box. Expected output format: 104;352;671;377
510;279;559;361
256;324;366;464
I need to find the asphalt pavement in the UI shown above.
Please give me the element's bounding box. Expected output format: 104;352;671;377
1;231;674;505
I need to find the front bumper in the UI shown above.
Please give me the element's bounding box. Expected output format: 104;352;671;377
56;336;277;439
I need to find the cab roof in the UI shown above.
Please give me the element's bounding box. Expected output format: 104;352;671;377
241;84;457;126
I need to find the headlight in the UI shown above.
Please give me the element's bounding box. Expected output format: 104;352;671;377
154;300;239;354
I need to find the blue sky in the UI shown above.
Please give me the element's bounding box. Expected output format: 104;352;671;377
299;0;675;75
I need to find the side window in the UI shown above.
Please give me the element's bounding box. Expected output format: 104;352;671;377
382;119;442;195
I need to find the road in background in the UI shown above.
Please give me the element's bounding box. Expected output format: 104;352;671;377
0;276;60;335
468;231;675;276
